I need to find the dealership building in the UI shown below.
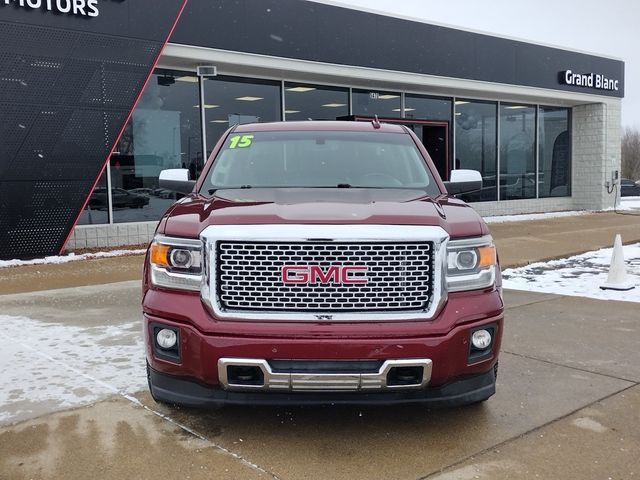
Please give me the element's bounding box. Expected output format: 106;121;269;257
0;0;625;259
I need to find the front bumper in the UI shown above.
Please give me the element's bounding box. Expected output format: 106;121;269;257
143;287;503;407
148;363;497;408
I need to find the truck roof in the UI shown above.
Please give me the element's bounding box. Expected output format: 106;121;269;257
233;120;407;133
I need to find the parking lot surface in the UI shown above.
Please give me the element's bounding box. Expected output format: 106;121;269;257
0;283;638;479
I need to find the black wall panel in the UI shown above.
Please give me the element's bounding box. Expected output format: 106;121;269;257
0;1;185;259
172;0;624;98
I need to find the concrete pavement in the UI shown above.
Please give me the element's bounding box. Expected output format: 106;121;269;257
491;211;640;268
0;283;638;479
0;254;143;295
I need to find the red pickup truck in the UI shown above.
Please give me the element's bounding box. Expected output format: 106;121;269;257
143;121;503;408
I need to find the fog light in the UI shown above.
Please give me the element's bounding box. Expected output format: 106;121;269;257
156;328;177;349
471;329;492;350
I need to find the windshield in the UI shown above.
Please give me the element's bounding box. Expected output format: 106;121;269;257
201;130;440;195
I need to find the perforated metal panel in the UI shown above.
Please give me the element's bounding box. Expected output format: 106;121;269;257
0;180;93;258
0;2;185;260
2;108;127;182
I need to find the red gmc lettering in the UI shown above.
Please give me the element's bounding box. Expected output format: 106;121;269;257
310;265;340;284
281;265;309;284
282;265;368;285
340;266;368;284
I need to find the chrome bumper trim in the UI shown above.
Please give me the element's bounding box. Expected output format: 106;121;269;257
217;358;433;392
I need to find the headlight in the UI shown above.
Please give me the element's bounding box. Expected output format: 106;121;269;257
149;235;202;291
446;235;497;292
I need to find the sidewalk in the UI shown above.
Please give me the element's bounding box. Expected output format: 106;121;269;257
1;211;639;295
491;210;640;267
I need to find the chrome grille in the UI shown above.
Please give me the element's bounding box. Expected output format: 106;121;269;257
216;241;433;312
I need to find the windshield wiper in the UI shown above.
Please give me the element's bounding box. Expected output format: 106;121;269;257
208;185;251;195
206;184;407;194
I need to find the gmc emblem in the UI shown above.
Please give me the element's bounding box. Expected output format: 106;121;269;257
282;265;369;285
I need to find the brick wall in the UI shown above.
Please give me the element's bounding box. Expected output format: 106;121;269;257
470;197;575;217
572;102;621;211
65;222;157;251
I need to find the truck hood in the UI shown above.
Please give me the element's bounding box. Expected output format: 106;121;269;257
158;188;488;239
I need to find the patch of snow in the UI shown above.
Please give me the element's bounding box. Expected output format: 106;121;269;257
0;249;146;269
0;314;277;478
619;196;640;210
484;197;640;223
484;210;588;224
572;417;608;433
0;315;146;425
502;243;640;303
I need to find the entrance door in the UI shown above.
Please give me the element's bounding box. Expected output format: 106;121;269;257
340;116;450;180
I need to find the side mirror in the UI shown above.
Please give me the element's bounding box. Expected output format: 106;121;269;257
444;169;483;196
159;169;196;195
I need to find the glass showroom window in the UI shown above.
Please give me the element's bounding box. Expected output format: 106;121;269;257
539;107;571;198
78;169;109;225
454;100;497;202
499;104;536;201
404;94;453;181
109;69;202;224
352;89;401;117
404;95;452;121
284;82;349;121
203;75;281;158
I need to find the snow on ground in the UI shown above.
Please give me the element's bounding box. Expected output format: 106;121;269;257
0;315;146;425
484;210;588;224
0;248;146;269
484;196;640;224
502;243;640;303
619;196;640;210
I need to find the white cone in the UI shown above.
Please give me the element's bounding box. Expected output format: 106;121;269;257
600;234;635;291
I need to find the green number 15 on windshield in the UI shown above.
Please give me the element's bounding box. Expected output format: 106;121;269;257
228;135;254;149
